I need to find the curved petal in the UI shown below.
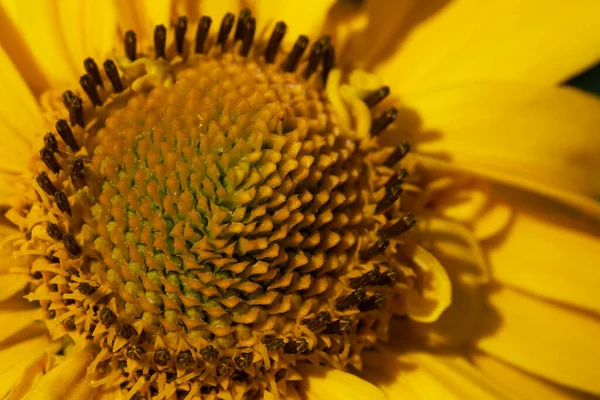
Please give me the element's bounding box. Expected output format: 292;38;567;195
476;286;600;394
485;185;600;314
0;295;39;344
296;363;386;400
375;0;600;94
359;349;514;399
397;82;600;205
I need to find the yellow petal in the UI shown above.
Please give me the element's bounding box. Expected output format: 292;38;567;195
359;349;514;399
476;286;600;394
22;348;95;400
399;82;600;203
485;185;600;314
375;0;600;94
0;295;39;344
0;352;46;399
114;0;170;44
296;363;386;400
473;352;594;400
0;326;51;376
0;274;29;302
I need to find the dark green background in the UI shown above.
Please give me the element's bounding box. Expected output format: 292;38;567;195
566;63;600;94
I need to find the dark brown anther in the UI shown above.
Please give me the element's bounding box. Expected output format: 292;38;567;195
265;21;287;63
363;86;390;108
195;16;212;54
124;30;137;61
321;43;335;83
387;213;416;236
303;40;324;79
234;8;251;41
359;293;386;312
377;180;403;213
66;267;80;280
63;233;81;256
46;222;63;241
282;35;309;72
217;13;235;48
336;287;366;310
154;348;171;366
324;317;352;334
70;157;86;188
239;17;255;57
370;107;398;136
349;267;381;289
62;90;76;108
45;253;59;263
261;335;284;351
99;308;117;326
175;16;188;55
385;168;408;191
40;147;60;173
217;358;234;376
103;59;124;93
44;132;58;152
69;96;84;128
302;311;332;331
127;345;144;360
56;119;79;152
83;58;104;88
200;345;217;361
359;237;390;262
32;271;43;279
384;142;410;167
234;352;253;369
373;268;399;286
115;322;135;339
176;350;195;368
283;338;309;354
47;309;56;319
77;282;96;295
154;24;167;58
36;172;57;195
54;191;71;216
63;315;76;331
79;74;103;106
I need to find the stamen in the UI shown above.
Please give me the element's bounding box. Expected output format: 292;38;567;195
359;237;390;262
217;359;234;376
282;35;309;73
83;58;104;88
336;287;366;310
70;158;86;188
385;168;408;190
69;95;84;128
234;353;252;369
62;90;76;108
303;40;325;79
36;172;57;195
323;317;352;334
56;119;79;152
217;13;235;48
126;346;144;360
372;268;399;286
103;59;124;93
177;350;195;367
63;233;81;256
63;316;76;331
265;22;286;63
77;282;97;295
175;16;188;55
239;17;255;57
302;311;332;331
370;107;398;136
54;191;72;216
154;24;167;58
124;30;137;61
386;213;416;236
39;147;60;173
363;86;390;108
115;322;135;339
261;335;284;351
234;8;251;41
200;345;217;361
349;268;380;289
46;222;63;240
321;43;335;83
283;338;308;354
358;293;385;312
43;133;58;152
154;348;171;366
99;308;117;326
376;184;403;214
79;74;103;106
383;142;410;167
195;16;212;54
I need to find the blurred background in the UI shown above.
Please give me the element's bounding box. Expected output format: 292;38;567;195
566;62;600;95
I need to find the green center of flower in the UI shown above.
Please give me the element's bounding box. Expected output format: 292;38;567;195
16;10;418;399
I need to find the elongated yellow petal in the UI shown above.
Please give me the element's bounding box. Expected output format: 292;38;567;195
375;0;600;94
114;0;170;43
473;352;594;400
399;82;600;202
296;363;386;400
0;295;39;344
0;352;46;399
0;326;51;376
485;185;600;314
0;274;28;302
360;349;515;399
477;287;600;394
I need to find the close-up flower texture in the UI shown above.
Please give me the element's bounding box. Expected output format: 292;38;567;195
0;0;599;399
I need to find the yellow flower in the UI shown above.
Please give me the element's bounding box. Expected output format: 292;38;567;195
0;1;599;399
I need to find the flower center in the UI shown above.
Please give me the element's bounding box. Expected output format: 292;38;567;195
13;10;417;399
